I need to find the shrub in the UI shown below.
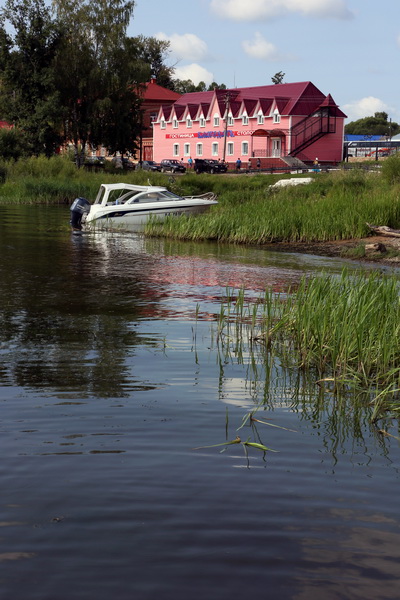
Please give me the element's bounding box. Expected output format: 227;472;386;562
381;154;400;185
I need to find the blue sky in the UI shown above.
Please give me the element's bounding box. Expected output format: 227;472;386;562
130;0;400;124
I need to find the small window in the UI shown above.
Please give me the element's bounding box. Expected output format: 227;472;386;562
160;119;166;129
227;142;234;156
213;115;220;127
199;117;205;127
273;110;280;124
212;142;218;156
187;118;192;128
242;115;249;125
257;114;264;125
173;119;178;128
242;142;249;155
228;115;234;126
196;143;203;156
173;143;179;156
184;143;190;156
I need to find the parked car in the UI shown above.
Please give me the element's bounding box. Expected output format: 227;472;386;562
194;159;227;174
160;159;186;173
140;160;161;172
111;157;135;170
84;156;105;169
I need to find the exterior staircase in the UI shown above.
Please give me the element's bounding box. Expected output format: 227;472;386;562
282;155;308;170
290;108;336;157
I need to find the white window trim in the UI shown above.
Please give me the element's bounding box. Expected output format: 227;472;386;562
257;113;264;125
173;119;178;128
184;143;190;156
186;118;192;128
228;115;234;126
196;143;203;156
242;114;249;125
160;120;166;129
173;143;179;157
227;142;234;156
241;141;249;156
212;142;218;156
273;109;281;124
199;117;205;127
213;114;220;127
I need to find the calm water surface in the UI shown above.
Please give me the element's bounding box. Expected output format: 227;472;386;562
1;205;400;600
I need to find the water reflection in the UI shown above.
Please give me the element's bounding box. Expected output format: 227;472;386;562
1;206;400;599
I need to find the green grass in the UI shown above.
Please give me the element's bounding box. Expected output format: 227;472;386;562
213;271;400;422
2;156;400;246
146;168;400;244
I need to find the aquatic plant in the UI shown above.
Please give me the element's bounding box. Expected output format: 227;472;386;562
216;271;400;420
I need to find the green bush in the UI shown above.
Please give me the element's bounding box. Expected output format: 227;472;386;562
381;154;400;185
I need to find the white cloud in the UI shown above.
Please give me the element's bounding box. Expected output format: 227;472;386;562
210;0;354;22
343;97;392;121
242;32;295;61
155;32;209;62
174;63;214;86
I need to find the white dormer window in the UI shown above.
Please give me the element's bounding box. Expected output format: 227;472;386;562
160;119;166;129
186;118;192;128
257;113;264;125
242;114;249;125
213;114;220;127
228;115;234;126
273;109;280;124
173;118;178;128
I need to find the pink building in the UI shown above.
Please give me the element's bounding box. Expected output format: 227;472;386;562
152;81;346;168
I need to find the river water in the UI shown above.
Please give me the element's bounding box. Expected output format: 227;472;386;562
1;205;400;600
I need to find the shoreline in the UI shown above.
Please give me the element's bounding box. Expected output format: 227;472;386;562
264;235;400;267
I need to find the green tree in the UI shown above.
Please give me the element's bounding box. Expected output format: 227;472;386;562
0;126;25;160
208;82;227;91
0;0;63;156
271;71;285;84
173;79;226;94
345;112;400;137
53;0;146;165
132;35;174;89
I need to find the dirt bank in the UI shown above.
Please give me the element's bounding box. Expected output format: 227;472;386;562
266;235;400;266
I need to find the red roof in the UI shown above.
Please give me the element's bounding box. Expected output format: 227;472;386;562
171;81;346;119
141;79;181;102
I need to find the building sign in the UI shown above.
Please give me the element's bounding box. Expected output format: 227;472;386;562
165;130;254;139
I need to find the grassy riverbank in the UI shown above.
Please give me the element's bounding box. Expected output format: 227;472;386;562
147;164;400;244
215;270;400;424
1;154;400;246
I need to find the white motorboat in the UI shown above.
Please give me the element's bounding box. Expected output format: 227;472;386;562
84;183;218;231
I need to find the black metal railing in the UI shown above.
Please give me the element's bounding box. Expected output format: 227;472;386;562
290;109;336;156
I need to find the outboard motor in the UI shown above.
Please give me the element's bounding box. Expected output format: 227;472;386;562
70;197;91;231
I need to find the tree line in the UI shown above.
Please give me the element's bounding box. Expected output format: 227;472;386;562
0;0;225;165
345;112;400;138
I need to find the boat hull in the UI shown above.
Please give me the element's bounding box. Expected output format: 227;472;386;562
85;201;215;231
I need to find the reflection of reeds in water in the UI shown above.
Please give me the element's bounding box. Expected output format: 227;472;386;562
199;271;400;461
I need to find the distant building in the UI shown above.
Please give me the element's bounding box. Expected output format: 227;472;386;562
153;81;346;167
0;121;13;129
344;134;400;160
138;79;181;162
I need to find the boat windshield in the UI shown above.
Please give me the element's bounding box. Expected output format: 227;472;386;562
95;186;183;206
125;190;182;204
